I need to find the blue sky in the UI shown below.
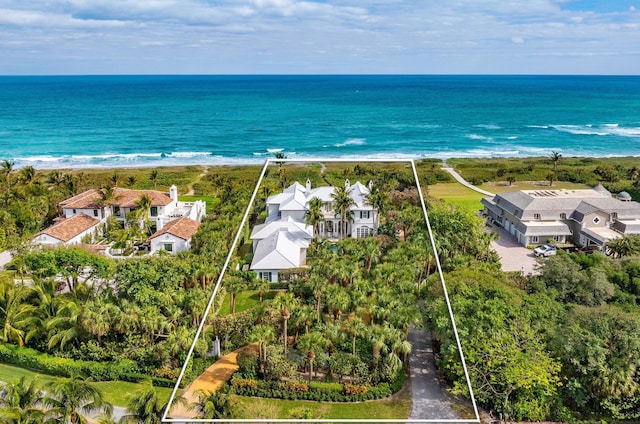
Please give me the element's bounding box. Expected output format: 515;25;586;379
0;0;638;75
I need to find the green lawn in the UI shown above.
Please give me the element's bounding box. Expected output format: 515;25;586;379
220;289;281;315
0;362;176;407
178;195;219;214
428;183;486;214
429;180;591;213
232;388;412;420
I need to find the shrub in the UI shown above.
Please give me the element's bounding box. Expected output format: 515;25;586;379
344;383;368;395
280;380;309;392
309;381;343;393
0;343;141;382
231;376;258;389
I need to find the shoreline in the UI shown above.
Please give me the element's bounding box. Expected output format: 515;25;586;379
9;153;640;171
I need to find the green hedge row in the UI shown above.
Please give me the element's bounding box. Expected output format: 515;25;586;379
230;378;394;402
0;343;176;388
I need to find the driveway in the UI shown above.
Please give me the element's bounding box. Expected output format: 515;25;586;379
408;327;475;422
489;224;539;275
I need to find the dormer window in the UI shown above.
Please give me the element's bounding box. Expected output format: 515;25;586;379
534;213;541;220
612;212;618;219
593;216;601;225
560;213;566;219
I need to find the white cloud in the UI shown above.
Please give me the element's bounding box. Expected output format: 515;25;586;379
0;0;639;73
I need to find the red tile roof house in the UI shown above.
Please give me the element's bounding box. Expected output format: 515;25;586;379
33;213;102;246
34;185;205;254
148;216;201;254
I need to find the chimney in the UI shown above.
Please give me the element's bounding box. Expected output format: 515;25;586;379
170;185;178;202
345;179;350;190
306;179;311;192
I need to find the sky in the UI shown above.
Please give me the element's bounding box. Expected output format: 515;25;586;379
0;0;639;75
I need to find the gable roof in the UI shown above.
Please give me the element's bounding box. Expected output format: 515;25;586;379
149;216;200;241
60;188;173;210
251;216;313;241
36;213;101;242
251;229;309;270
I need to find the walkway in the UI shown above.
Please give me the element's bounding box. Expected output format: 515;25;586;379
441;166;495;197
408;327;469;421
168;343;259;419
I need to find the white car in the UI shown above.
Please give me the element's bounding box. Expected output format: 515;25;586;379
533;244;557;257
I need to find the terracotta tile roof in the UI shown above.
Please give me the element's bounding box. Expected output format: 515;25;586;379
150;216;200;241
59;188;173;210
37;213;101;242
112;188;173;207
60;189;102;209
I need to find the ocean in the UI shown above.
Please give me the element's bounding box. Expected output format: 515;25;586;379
1;75;640;169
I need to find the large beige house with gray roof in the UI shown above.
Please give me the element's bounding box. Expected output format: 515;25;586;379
482;185;640;249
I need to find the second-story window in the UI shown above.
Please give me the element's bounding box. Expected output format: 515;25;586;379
534;213;541;220
114;206;121;217
560;213;567;219
360;211;370;219
150;206;158;217
93;209;98;217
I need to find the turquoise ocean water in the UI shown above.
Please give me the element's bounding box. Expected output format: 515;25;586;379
1;75;640;169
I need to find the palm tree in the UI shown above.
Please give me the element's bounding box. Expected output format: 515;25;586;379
271;291;299;354
109;171;121;188
546;172;555;187
126;175;137;188
306;273;327;323
134;193;153;233
80;298;114;343
365;182;388;233
1;159;15;191
0;377;44;422
248;324;276;373
325;284;350;321
305;197;325;238
0;281;35;346
344;315;366;355
149;169;159;188
362;237;382;276
19;166;38;187
43;375;113;424
297;331;329;383
550;151;562;172
331;184;355;239
45;298;82;351
190;390;235;419
222;273;247;314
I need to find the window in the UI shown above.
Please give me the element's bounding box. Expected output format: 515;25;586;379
150;206;158;217
114;206;121;217
514;209;520;217
534;213;541;220
357;226;372;238
360;211;370;219
612;212;618;219
93;209;98;217
72;209;76;214
326;221;334;232
531;236;539;243
560;213;566;219
163;243;173;252
593;216;601;224
259;272;272;282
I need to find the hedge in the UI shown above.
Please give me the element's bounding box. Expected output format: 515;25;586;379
0;343;176;388
230;379;394;402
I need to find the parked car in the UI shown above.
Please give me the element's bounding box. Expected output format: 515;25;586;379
533;243;557;257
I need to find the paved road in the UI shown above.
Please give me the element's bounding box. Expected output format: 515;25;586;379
408;327;468;422
441;167;495;197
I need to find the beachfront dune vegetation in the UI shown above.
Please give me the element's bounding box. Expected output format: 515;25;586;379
2;158;640;421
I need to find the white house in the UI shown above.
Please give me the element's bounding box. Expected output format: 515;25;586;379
265;179;378;239
33;213;101;246
250;179;379;281
34;185;206;252
148;216;201;254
